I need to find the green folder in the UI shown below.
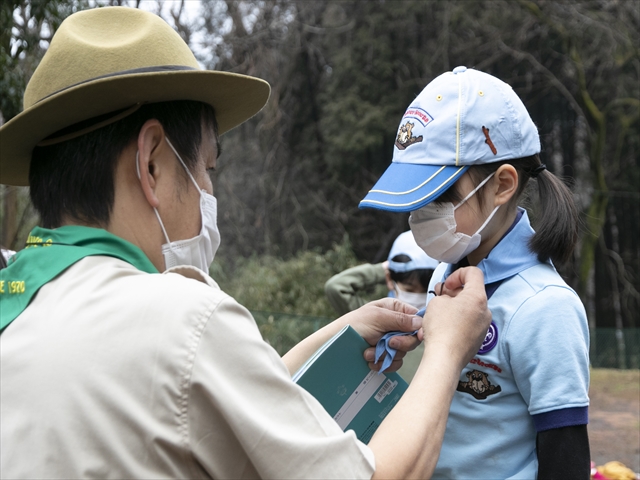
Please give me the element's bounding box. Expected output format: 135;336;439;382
293;325;409;444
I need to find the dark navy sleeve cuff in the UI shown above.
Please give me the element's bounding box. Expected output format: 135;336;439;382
532;406;589;432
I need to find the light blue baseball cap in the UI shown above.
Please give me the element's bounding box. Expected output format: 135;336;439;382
360;66;540;212
387;231;439;272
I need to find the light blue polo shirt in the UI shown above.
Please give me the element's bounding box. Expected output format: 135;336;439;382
429;208;590;480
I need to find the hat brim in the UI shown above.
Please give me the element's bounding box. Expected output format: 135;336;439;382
359;162;468;212
0;69;270;186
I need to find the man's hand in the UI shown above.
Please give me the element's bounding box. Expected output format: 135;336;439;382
367;267;491;479
341;298;422;372
422;266;491;370
283;297;420;375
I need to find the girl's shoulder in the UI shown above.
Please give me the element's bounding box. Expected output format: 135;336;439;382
515;262;576;296
494;263;584;317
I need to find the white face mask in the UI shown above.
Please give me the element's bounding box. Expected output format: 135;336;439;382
394;282;427;310
409;172;499;264
137;138;221;272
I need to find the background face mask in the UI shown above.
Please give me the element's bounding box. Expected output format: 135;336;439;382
136;138;221;272
409;173;498;264
394;282;427;309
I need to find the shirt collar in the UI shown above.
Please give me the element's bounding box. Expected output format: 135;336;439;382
445;208;544;285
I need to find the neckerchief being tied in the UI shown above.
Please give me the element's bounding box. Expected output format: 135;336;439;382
0;225;158;332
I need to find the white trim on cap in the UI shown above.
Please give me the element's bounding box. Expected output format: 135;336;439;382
369;166;447;195
367;166;464;197
361;167;466;208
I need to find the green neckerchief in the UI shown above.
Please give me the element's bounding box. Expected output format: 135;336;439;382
0;225;158;332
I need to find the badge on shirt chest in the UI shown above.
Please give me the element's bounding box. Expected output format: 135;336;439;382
457;369;502;400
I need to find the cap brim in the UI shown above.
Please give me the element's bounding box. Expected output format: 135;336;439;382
0;70;270;186
359;162;468;212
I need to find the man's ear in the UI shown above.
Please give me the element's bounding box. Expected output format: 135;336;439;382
136;120;166;209
493;164;518;207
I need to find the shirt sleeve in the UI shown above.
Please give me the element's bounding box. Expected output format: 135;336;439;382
324;263;387;316
187;296;376;480
504;284;590;419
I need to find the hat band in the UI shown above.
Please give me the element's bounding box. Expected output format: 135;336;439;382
37;103;143;147
35;65;198;105
33;65;198;147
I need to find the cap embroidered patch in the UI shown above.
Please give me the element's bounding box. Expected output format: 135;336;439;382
403;106;434;127
394;107;433;150
395;120;423;150
478;321;498;354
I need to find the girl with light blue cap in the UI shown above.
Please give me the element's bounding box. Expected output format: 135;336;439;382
361;66;590;479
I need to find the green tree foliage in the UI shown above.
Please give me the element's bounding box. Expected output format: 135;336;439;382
3;1;639;333
208;0;639;331
214;236;387;318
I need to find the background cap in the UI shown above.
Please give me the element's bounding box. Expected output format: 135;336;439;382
360;66;540;212
387;231;439;272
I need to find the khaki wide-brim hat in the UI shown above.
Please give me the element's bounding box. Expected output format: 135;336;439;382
0;6;271;186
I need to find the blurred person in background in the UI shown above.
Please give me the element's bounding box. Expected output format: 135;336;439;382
325;231;438;315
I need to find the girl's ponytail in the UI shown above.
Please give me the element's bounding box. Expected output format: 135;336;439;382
466;155;579;266
527;165;579;265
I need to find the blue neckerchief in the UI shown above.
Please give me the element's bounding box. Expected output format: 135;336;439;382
374;307;425;373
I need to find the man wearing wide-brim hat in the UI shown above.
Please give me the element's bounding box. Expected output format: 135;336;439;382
0;7;491;479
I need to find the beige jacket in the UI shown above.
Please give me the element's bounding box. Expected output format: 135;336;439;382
1;256;374;479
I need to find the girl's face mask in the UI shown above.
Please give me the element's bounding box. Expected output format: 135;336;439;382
137;138;221;273
409;172;498;265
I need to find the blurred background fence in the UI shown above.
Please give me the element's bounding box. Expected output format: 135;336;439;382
590;328;640;370
254;311;640;370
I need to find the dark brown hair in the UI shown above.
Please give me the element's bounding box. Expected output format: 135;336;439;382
436;155;578;265
388;254;434;290
30;101;218;229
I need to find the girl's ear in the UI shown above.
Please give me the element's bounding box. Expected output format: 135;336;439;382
493;164;518;207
